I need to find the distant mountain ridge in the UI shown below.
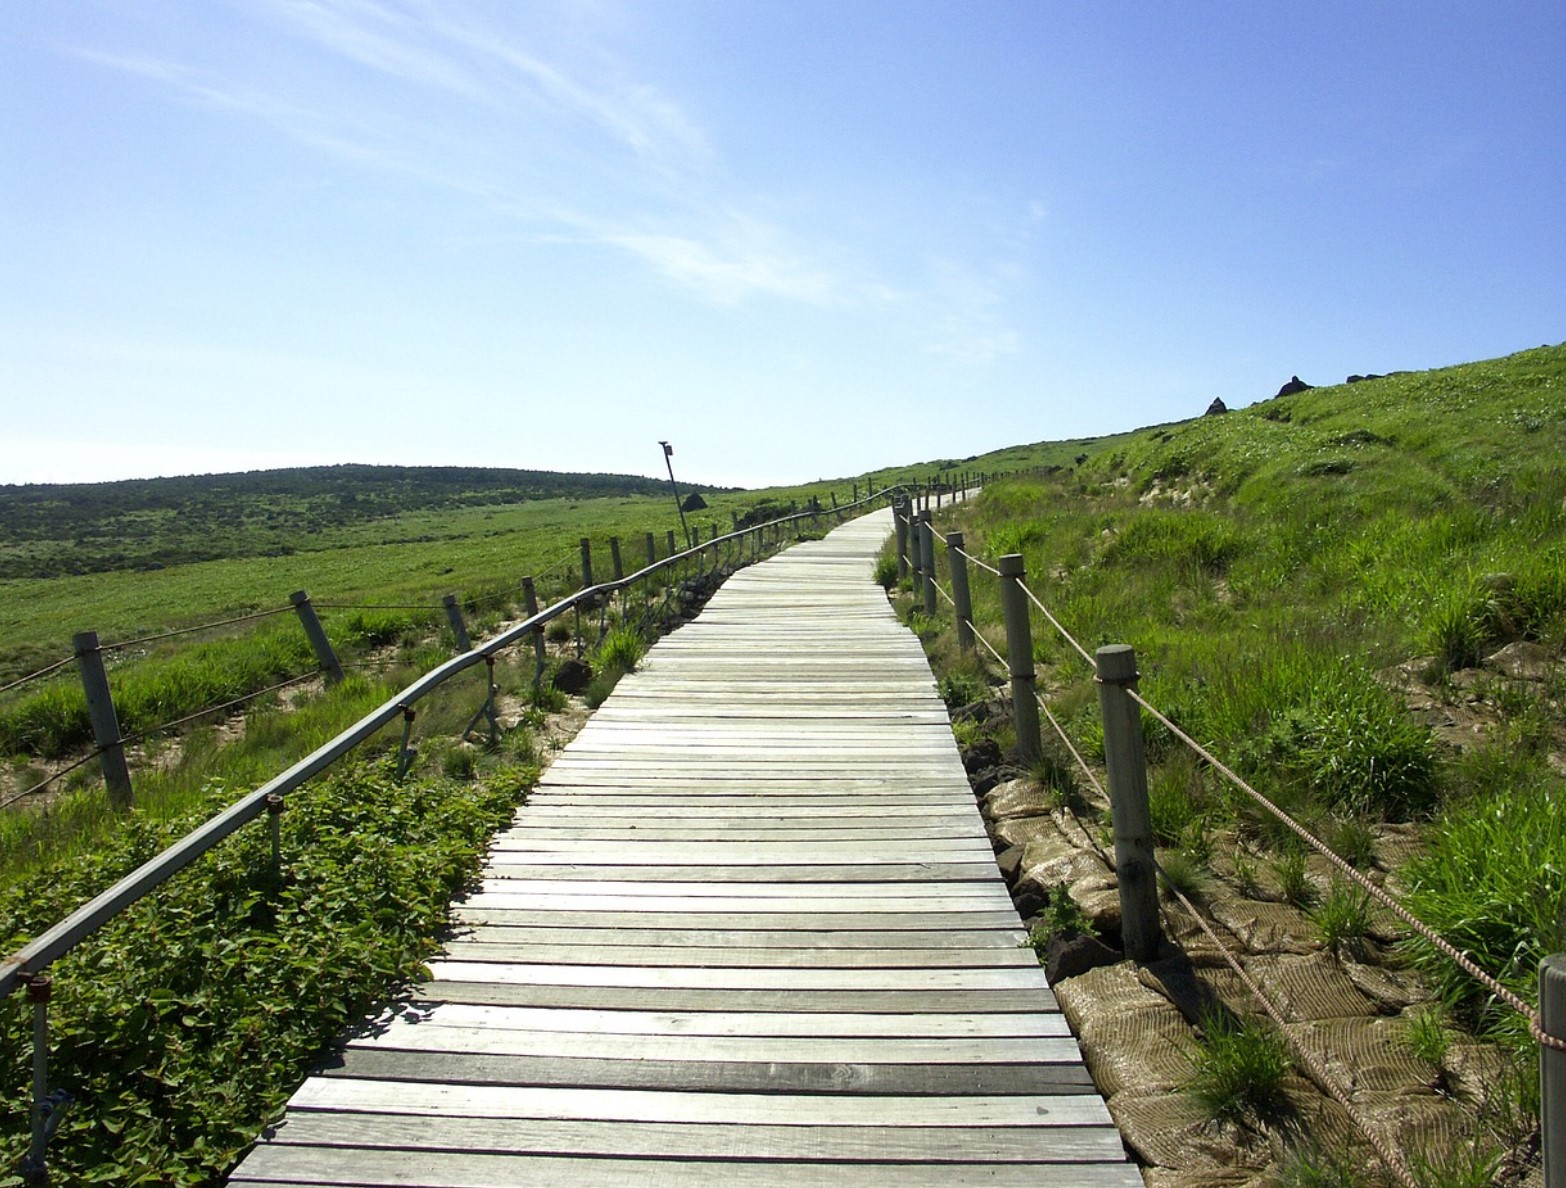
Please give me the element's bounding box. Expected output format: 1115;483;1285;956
0;463;729;580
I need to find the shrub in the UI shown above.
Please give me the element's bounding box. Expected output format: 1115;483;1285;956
0;759;529;1183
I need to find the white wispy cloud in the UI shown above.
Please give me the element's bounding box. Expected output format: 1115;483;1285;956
65;3;1038;345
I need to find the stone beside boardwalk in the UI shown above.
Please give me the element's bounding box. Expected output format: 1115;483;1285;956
228;508;1138;1187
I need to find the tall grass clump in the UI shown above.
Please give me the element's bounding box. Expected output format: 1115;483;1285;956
1399;753;1566;1047
1185;1007;1292;1123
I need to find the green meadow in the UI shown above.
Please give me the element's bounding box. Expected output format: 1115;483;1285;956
896;343;1566;1164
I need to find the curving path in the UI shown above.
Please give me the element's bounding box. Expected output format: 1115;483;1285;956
228;507;1138;1186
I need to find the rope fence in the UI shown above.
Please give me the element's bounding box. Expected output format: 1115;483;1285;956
0;657;75;699
97;606;295;654
119;672;321;748
0;750;105;814
890;494;1566;1179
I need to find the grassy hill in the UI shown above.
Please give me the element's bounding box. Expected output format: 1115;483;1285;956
895;342;1565;1180
0;463;738;580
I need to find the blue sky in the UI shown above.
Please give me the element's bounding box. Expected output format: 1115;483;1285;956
3;2;1562;488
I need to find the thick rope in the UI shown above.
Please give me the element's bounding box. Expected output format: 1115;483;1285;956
0;657;74;698
1124;686;1558;1048
1154;858;1419;1188
99;606;293;653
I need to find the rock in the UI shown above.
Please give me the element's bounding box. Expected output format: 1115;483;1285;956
961;738;1002;775
1346;373;1385;383
982;777;1046;821
551;658;593;694
1203;398;1228;416
1275;375;1313;397
971;771;1000;797
994;844;1025;882
1012;887;1047;919
1485;640;1554;681
680;492;707;512
1045;929;1122;983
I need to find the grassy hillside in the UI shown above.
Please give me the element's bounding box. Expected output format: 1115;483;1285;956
899;343;1565;1175
0;463;736;580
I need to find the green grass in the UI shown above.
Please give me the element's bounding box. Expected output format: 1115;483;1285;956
897;342;1566;1163
1184;1007;1292;1124
0;753;534;1184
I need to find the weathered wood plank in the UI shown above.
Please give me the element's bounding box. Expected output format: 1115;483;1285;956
286;1077;1115;1126
378;1002;1069;1038
258;1112;1127;1163
231;1146;1143;1187
347;1022;1087;1066
441;925;1030;949
448;908;1026;930
426;961;1051;991
478;861;1002;882
410;981;1058;1014
226;510;1129;1183
436;942;1039;969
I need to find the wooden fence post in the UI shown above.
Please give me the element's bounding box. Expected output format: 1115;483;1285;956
1095;644;1162;963
1544;953;1566;1187
895;500;910;581
579;539;593;588
996;555;1041;765
667;530;676;559
441;594;471;652
645;532;657;567
609;537;624;582
947;531;974;651
72;631;133;811
521;577;545;683
918;510;937;617
289;590;344;685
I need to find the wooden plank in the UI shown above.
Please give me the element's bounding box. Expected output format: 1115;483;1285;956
435;942;1039;969
347;1022;1086;1066
411;981;1057;1014
231;1146;1143;1187
426;961;1050;991
468;878;1009;899
475;861;1002;882
285;1077;1115;1126
441;925;1030;950
258;1112;1128;1163
379;1002;1069;1038
448;908;1026;930
322;1048;1097;1096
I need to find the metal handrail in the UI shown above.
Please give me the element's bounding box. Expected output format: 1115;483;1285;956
0;486;904;1000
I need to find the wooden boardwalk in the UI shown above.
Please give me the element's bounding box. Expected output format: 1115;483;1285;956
229;509;1138;1186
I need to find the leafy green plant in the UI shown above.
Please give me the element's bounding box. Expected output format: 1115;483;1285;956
1022;885;1093;955
0;757;532;1183
873;553;899;590
1184;1006;1292;1124
938;672;986;712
